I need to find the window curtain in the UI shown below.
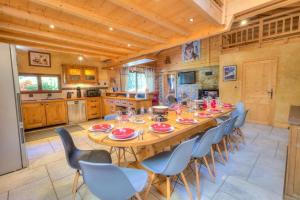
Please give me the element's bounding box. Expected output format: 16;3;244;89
144;67;155;92
121;67;129;91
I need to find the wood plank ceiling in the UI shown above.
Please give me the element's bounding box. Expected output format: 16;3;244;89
0;0;224;62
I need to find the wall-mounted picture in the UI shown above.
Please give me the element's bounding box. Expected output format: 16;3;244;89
223;65;237;81
28;51;51;67
182;40;201;62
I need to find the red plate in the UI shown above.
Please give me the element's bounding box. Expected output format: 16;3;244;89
209;109;223;114
151;123;171;132
112;128;135;139
223;103;233;108
91;124;112;131
178;118;195;124
198;112;213;118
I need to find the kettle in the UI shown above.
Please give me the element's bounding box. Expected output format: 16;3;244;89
67;92;73;99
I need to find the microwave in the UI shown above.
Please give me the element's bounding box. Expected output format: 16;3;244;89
86;89;101;97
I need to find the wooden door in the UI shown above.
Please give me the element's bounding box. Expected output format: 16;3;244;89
22;103;46;129
65;66;83;83
242;59;277;125
44;101;67;126
83;67;98;83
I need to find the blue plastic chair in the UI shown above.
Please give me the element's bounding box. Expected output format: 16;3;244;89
211;122;228;165
234;110;249;144
223;116;239;155
104;114;118;121
192;126;218;181
79;161;148;200
217;101;245;123
141;137;198;200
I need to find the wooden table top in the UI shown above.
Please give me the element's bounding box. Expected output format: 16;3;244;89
88;107;234;148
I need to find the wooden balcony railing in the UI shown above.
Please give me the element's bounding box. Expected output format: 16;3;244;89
222;11;300;49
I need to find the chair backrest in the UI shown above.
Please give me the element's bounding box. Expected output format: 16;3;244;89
79;161;137;200
165;94;177;106
192;126;217;158
230;101;245;119
212;121;227;144
55;128;77;168
235;110;249;128
223;116;238;136
162;136;198;176
104;114;118;121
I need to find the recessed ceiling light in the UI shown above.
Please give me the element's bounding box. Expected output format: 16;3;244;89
49;24;55;29
127;44;131;47
240;20;248;26
78;56;84;61
109;27;114;31
189;18;194;22
110;67;114;70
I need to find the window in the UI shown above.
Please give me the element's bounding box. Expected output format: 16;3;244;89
19;74;61;93
123;67;154;92
19;75;39;92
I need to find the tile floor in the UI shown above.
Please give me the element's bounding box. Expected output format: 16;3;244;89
0;121;288;200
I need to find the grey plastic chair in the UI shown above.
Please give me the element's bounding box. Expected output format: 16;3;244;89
217;101;245;123
223;116;238;161
104;114;118;121
55;128;112;199
79;161;148;200
234;110;249;144
211;122;228;165
141;137;198;200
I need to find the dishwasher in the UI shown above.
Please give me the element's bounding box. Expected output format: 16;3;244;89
67;100;87;124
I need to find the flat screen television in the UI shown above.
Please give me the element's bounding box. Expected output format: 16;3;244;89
178;71;196;84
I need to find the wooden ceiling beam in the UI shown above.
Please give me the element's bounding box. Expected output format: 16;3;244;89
0;32;118;59
0;22;132;55
29;0;167;43
0;5;149;49
0;38;106;59
186;0;223;24
108;0;189;36
109;25;224;65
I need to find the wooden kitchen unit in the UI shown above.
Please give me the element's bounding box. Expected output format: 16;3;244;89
102;95;152;116
22;100;67;129
86;97;102;120
62;65;98;84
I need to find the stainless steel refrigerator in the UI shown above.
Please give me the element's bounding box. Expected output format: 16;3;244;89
0;43;28;175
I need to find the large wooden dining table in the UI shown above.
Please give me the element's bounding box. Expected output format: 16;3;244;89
88;107;233;161
87;107;233;197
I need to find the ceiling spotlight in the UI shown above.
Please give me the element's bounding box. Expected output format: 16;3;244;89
109;27;114;31
189;18;194;22
127;44;131;47
240;20;248;26
49;24;55;29
78;56;84;61
110;67;114;70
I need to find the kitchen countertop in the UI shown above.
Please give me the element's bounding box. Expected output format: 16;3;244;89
21;97;100;104
288;105;300;126
102;96;152;101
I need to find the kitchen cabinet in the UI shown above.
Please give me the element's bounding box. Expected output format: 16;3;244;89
22;100;67;130
22;103;46;129
63;65;98;84
86;97;102;120
44;101;67;126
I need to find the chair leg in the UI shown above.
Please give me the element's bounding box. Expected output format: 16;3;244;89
180;172;193;200
228;135;234;152
203;156;215;182
144;173;155;199
130;147;138;162
117;148;121;166
238;128;245;144
135;193;142;200
223;137;229;162
210;147;216;176
72;170;80;200
166;176;171;200
109;146;113;154
122;148;128;164
194;160;201;200
216;144;225;165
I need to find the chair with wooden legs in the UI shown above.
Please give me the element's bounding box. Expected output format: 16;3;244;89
234;110;249;145
56;128;112;200
211;121;228;168
141;137;199;200
79;161;148;200
223;116;238;158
